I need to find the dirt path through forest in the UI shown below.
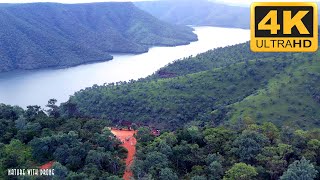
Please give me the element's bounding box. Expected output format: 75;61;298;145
111;129;137;180
39;161;54;169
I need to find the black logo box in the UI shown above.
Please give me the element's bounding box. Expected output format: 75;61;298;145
255;6;314;37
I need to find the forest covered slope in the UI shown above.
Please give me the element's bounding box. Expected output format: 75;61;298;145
1;36;319;180
0;2;197;72
57;42;320;179
63;43;320;130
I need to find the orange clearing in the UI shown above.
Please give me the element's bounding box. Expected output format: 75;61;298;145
39;161;54;169
111;129;137;180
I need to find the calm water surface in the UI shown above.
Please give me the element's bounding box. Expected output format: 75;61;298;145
0;27;250;108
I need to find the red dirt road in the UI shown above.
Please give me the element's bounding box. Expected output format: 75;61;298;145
111;129;137;180
39;161;54;169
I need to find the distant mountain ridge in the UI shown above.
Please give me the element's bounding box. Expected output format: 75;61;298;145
135;0;249;29
0;2;197;72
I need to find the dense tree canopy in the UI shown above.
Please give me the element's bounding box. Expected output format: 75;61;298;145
0;103;126;179
132;123;320;179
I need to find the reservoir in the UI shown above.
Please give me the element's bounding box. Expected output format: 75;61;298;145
0;27;250;108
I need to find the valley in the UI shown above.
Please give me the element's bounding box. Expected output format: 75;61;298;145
135;0;249;29
0;1;319;179
0;27;249;108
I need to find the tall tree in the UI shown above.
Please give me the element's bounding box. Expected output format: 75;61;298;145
223;163;258;180
280;157;318;180
159;168;179;180
46;99;60;118
232;130;268;164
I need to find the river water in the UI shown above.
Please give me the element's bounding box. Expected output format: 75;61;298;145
0;27;250;108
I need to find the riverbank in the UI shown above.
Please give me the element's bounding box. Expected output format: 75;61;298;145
0;27;250;108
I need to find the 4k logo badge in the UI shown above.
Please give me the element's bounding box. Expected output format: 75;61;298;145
251;2;318;52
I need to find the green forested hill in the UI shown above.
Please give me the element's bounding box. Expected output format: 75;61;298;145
229;58;320;129
135;0;249;29
64;43;320;129
151;43;290;78
0;103;127;179
0;2;197;72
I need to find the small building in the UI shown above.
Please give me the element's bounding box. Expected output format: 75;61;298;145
151;129;161;136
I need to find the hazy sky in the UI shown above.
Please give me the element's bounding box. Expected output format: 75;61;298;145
0;0;149;3
0;0;319;6
215;0;320;6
